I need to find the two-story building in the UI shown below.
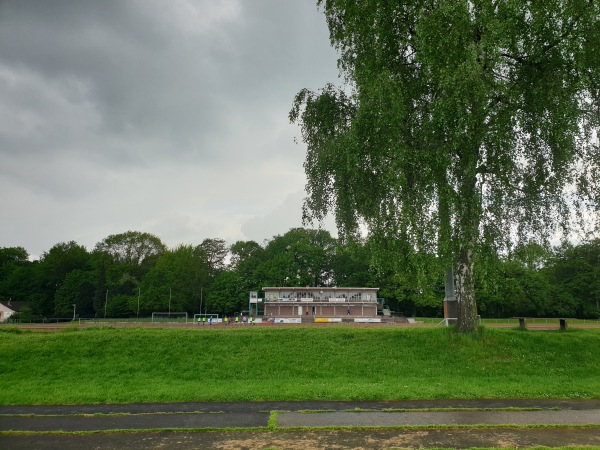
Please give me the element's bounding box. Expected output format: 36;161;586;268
252;287;380;318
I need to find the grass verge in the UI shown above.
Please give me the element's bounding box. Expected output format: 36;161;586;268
1;326;599;404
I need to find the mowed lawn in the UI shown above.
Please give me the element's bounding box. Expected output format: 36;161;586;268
0;325;598;404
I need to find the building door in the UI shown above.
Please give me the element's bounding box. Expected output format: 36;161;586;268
312;306;316;316
297;305;302;316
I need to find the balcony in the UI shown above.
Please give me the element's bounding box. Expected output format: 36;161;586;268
264;297;376;303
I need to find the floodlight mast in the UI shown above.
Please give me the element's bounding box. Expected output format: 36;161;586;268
104;289;108;318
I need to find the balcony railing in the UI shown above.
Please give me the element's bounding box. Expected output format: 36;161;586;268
264;297;377;303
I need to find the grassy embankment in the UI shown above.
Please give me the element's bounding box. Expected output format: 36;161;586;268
0;326;598;404
416;317;600;326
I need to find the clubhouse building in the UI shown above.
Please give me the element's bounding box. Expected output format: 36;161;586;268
251;287;380;318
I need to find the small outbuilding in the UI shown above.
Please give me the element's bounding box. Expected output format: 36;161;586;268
0;301;24;323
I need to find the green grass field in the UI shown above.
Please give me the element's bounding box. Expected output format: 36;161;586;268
0;326;599;405
416;317;600;326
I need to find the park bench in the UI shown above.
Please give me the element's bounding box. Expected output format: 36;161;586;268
514;317;569;331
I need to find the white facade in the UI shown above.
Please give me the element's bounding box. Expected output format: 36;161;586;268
0;302;18;323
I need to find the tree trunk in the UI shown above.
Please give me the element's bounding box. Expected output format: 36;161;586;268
454;159;481;333
455;244;478;333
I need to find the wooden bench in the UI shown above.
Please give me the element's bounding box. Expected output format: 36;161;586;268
513;317;569;331
515;317;528;329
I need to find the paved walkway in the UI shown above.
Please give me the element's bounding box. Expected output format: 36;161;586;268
2;400;600;449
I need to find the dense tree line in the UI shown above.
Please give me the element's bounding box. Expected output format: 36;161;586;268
1;229;599;320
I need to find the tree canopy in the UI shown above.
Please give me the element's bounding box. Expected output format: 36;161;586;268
94;231;166;267
291;0;600;332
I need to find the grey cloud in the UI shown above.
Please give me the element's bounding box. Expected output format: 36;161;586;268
0;0;340;256
1;0;240;159
1;0;337;163
241;189;337;245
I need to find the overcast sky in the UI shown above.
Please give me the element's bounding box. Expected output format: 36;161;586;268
0;0;341;258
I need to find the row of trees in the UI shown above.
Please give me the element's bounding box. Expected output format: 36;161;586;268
1;229;599;320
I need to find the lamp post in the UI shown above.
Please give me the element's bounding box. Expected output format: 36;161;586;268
72;304;76;321
104;289;108;318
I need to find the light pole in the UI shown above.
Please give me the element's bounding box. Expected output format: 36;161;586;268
72;304;76;321
200;287;203;317
104;289;108;318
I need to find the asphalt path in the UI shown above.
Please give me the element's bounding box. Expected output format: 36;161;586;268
2;399;600;449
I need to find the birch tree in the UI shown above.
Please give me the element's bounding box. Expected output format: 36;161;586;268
291;0;599;332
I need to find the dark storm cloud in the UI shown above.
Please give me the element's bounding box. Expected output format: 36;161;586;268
0;0;238;160
0;0;339;255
